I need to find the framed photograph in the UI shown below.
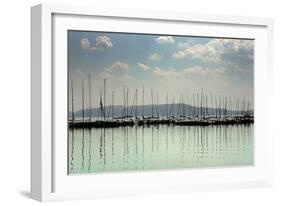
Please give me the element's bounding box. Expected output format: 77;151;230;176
31;3;274;201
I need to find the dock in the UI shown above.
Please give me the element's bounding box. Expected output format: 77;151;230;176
69;115;254;128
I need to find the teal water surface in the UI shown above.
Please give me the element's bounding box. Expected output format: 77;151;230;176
68;124;254;174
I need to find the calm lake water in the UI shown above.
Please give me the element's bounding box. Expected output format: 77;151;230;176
68;124;254;174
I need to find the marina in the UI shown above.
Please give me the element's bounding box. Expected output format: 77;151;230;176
68;76;254;128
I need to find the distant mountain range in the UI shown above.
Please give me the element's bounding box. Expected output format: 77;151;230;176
69;104;253;118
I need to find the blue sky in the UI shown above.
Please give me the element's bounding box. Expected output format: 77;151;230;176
68;30;254;110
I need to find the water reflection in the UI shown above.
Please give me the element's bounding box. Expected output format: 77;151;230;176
68;124;253;174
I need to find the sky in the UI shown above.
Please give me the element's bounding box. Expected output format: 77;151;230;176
68;30;254;111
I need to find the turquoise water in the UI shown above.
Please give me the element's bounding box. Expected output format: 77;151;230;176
68;124;254;174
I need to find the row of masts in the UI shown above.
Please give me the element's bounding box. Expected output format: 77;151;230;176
70;74;253;124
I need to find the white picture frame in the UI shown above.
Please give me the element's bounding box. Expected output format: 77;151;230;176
31;3;274;202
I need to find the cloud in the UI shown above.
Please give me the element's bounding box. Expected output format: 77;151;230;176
149;53;162;61
182;67;210;76
95;35;113;48
98;71;115;80
173;42;221;62
98;61;130;80
137;62;150;71
80;38;90;49
177;40;195;49
153;67;181;78
106;61;129;73
156;36;175;44
80;35;113;51
153;66;225;79
172;39;254;63
172;51;186;59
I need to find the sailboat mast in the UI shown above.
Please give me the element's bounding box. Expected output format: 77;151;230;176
183;94;185;116
99;86;103;120
205;94;208;117
135;88;138;118
192;94;195;117
214;95;217;118
88;73;91;121
200;89;202;118
177;95;181;117
111;90;114;119
142;86;144;118
235;97;239;116
151;89;154;118
183;95;185;116
219;96;222;118
196;93;199;117
122;85;125;118
169;97;175;117
165;93;168;118
103;79;106;120
126;88;129;118
210;92;213;117
229;96;231;116
82;80;85;122
156;92;159;118
71;80;75;122
186;94;189;117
